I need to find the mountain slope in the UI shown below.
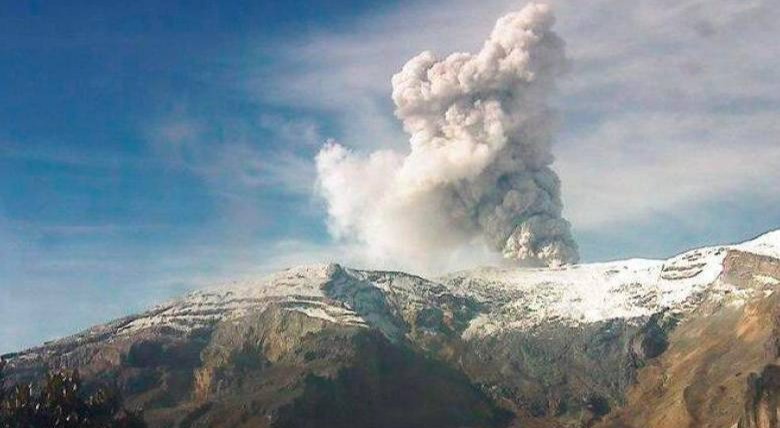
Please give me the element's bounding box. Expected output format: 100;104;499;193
4;231;780;427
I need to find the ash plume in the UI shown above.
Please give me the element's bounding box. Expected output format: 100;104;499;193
316;3;578;270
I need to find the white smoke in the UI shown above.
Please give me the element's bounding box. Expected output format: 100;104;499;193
316;3;578;271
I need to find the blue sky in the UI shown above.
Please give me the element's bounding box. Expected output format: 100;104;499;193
1;0;778;353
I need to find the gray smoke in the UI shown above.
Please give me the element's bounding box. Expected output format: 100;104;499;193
316;3;578;270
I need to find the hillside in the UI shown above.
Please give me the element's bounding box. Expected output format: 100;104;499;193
5;231;780;427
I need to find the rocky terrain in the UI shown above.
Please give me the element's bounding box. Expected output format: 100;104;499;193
3;231;780;427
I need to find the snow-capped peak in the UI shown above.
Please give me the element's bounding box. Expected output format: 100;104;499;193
453;229;780;338
103;230;780;341
732;229;780;259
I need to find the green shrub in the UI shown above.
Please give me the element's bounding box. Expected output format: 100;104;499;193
0;359;145;428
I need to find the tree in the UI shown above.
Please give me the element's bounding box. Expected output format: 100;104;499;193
0;359;5;405
0;359;145;428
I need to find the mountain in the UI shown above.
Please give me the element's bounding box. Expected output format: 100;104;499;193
4;231;780;427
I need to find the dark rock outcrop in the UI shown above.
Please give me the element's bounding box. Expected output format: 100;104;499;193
3;240;779;428
738;364;780;428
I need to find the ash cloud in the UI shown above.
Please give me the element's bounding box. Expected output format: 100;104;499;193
316;3;578;270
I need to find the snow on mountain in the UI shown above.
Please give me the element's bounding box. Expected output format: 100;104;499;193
7;230;778;428
448;252;724;340
733;229;780;259
80;230;780;344
119;264;366;335
451;231;780;339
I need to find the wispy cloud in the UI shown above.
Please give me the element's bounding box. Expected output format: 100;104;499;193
150;113;321;196
556;111;780;229
0;140;152;170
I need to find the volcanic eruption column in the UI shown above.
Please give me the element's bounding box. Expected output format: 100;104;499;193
316;3;579;268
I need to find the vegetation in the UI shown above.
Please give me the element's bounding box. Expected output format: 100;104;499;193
0;358;146;428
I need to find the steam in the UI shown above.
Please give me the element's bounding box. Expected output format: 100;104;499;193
316;3;578;270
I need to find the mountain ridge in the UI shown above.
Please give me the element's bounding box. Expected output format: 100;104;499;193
4;230;780;427
11;229;779;359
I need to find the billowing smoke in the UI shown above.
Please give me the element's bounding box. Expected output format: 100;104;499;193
316;3;578;270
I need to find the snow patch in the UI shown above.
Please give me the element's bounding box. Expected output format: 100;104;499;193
754;274;780;286
450;242;750;338
734;230;780;259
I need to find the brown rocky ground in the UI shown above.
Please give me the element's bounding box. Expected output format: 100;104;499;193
4;250;779;427
598;251;780;428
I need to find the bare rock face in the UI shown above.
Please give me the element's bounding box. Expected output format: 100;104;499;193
598;250;780;428
3;231;780;428
738;364;780;428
